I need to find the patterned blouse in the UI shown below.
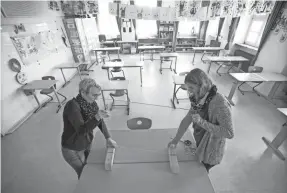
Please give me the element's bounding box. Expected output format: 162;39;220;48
188;93;234;165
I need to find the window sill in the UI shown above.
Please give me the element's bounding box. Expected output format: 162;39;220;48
235;43;258;55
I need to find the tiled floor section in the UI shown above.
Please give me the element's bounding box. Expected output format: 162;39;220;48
1;52;287;193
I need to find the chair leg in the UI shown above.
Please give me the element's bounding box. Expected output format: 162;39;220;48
57;92;67;103
110;95;115;111
252;82;262;96
227;64;234;73
169;60;173;71
174;87;181;104
110;71;114;78
122;70;125;78
237;82;246;95
216;64;225;76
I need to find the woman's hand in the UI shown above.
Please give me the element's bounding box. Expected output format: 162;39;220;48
168;138;179;148
98;110;110;118
191;114;202;124
106;138;117;148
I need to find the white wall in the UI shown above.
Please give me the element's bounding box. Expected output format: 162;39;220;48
1;16;75;135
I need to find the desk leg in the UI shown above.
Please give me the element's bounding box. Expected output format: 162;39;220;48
262;126;287;160
171;83;177;109
226;81;239;106
140;67;143;87
60;68;70;87
101;90;107;110
95;51;99;65
192;49;196;65
174;57;177;74
107;68;110;80
33;93;42;113
77;66;83;80
160;57;163;74
207;62;212;74
52;87;64;113
117;50;120;59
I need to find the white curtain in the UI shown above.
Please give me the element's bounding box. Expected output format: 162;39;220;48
135;0;157;38
98;0;120;39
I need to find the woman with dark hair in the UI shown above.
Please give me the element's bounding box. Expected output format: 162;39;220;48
168;68;234;173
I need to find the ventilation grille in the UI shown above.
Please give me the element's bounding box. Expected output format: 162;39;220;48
1;1;48;17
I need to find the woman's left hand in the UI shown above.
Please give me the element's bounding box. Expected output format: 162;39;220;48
99;110;110;118
191;114;202;124
106;138;117;148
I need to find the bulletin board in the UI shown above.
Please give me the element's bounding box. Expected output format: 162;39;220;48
10;30;64;66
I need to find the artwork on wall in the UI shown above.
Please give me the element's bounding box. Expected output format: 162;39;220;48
175;0;188;18
60;0;98;18
221;0;234;17
207;0;222;19
14;24;26;34
233;0;247;17
48;1;60;11
272;7;287;43
8;58;28;85
120;4;128;18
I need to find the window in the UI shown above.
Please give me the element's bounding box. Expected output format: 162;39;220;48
244;15;268;47
205;18;220;38
178;20;200;36
98;0;120;39
135;0;157;38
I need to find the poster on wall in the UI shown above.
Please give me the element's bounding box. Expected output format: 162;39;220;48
272;6;287;43
159;7;171;21
119;4;128;18
137;7;144;19
185;0;205;21
109;2;118;16
126;5;138;19
151;7;160;20
207;0;222;19
221;0;234;17
61;0;98;18
142;6;153;20
233;0;248;17
86;1;98;15
48;1;60;11
175;0;189;19
247;0;274;15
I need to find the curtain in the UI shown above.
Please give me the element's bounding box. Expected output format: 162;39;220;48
216;18;225;41
225;17;240;50
130;0;137;40
157;0;162;32
251;1;286;66
199;21;209;40
114;0;122;38
173;21;179;51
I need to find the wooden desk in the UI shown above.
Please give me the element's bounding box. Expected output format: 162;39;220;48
138;46;165;61
74;129;214;193
227;73;287;106
102;61;144;86
262;108;287;161
22;80;65;113
205;56;249;74
171;75;187;109
191;47;223;64
159;53;179;74
92;47;121;64
100;80;130;114
56;62;85;87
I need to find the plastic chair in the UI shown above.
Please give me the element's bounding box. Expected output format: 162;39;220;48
110;59;125;78
174;72;189;104
238;66;263;96
109;77;130;114
127;117;152;130
40;76;67;107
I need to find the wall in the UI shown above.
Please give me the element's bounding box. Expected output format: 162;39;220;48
253;4;287;99
1;8;76;135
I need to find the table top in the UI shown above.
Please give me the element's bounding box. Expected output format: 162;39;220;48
278;108;287;116
138;46;165;50
172;75;185;85
22;80;57;90
206;56;249;62
192;47;223;51
102;61;144;68
56;62;82;69
117;40;138;43
160;53;179;57
102;41;115;44
100;80;129;91
230;72;287;82
74;161;214;193
87;129;196;164
93;47;121;51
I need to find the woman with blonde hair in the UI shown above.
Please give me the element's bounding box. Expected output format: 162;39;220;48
61;78;117;179
168;68;234;173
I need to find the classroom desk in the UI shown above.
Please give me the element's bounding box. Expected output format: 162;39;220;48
138;46;165;61
159;53;179;74
92;47;121;64
205;56;249;74
56;62;84;87
171;75;186;109
226;73;287;106
262;108;287;161
74;129;213;193
100;80;130;114
22;80;65;113
102;61;144;86
191;47;223;64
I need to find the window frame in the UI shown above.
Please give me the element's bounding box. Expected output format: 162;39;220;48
244;14;268;48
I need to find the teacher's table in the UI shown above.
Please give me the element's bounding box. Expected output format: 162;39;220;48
102;61;144;86
73;129;215;193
